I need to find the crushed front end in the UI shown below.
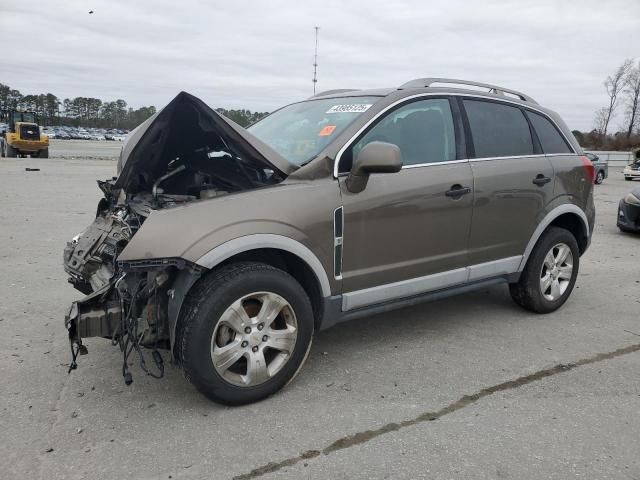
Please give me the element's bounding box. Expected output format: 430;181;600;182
63;180;206;382
62;91;292;384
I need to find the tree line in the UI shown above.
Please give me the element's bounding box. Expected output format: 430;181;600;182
580;58;640;150
0;83;158;130
0;82;269;130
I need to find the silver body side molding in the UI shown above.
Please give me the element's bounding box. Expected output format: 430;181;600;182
195;234;332;298
342;256;523;312
517;204;589;272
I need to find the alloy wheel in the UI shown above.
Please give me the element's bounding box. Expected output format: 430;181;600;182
539;243;573;301
210;291;298;387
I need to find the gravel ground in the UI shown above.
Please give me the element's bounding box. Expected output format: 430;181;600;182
1;151;639;480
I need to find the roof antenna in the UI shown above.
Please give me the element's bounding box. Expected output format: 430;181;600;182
313;26;319;95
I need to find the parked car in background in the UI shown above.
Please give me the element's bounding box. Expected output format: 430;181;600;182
62;80;595;405
617;187;640;233
585;152;607;184
623;154;640;181
43;129;56;139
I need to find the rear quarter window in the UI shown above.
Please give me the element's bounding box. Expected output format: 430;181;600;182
527;111;573;154
463;99;534;158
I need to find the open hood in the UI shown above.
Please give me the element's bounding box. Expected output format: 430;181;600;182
115;91;296;193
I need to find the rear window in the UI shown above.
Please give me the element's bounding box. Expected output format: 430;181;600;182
527;111;572;154
463;99;534;158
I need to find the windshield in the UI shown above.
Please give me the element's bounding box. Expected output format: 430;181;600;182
14;112;36;123
248;96;381;165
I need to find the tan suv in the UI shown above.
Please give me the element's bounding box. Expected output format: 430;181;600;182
64;78;595;405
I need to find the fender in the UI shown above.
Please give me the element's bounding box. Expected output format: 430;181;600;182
517;204;589;272
195;233;332;298
167;234;332;356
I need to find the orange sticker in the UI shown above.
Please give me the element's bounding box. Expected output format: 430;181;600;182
318;125;337;136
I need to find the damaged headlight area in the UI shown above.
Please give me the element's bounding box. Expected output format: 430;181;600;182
64;256;204;384
62;185;206;383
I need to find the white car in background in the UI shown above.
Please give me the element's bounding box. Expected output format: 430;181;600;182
623;158;640;181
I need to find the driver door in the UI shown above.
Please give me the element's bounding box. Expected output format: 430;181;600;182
337;97;474;309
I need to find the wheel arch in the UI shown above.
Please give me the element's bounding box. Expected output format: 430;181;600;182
170;235;331;356
518;205;589;272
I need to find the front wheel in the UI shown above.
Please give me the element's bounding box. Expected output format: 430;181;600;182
625;177;633;181
510;227;579;313
178;262;314;405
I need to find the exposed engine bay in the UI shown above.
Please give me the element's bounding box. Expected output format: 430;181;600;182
63;92;290;384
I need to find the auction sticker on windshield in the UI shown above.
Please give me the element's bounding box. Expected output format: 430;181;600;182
326;104;372;114
318;125;337;136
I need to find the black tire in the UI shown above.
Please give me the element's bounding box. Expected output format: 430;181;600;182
6;144;17;158
595;171;604;184
509;226;579;314
38;148;49;158
625;177;633;181
178;262;314;405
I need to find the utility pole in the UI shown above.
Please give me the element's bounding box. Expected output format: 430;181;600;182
313;26;319;95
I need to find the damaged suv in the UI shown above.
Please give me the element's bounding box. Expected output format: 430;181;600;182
64;79;595;405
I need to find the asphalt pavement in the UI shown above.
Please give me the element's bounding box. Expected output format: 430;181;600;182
1;148;639;480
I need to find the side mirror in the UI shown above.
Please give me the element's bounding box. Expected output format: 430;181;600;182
346;141;402;193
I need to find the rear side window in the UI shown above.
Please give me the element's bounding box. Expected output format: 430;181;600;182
463;99;534;158
527;111;572;154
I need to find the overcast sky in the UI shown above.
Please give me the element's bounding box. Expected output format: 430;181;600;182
1;0;639;130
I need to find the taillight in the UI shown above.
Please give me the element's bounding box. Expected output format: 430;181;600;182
580;155;595;184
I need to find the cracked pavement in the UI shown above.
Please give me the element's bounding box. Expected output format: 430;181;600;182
1;144;639;479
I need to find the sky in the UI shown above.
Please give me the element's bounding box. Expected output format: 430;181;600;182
1;0;639;131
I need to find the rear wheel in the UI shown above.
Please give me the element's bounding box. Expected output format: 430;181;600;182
37;148;49;158
178;262;314;405
510;227;579;313
595;171;604;184
6;144;17;158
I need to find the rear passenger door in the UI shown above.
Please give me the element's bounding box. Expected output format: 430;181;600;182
461;98;555;274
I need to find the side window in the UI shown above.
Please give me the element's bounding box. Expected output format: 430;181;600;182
527;111;572;154
463;99;534;158
342;98;456;171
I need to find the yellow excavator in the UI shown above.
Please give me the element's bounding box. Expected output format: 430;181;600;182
0;110;49;158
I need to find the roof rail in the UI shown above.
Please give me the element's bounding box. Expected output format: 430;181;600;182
398;78;537;104
310;89;360;99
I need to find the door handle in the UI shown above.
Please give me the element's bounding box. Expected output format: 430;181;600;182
532;174;551;186
445;185;472;198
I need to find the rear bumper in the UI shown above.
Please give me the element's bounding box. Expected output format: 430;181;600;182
617;199;640;232
10;139;48;152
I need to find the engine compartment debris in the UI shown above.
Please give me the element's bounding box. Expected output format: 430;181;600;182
63;92;291;385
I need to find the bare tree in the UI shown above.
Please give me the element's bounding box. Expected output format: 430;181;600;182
623;60;640;138
594;107;608;135
600;59;633;135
